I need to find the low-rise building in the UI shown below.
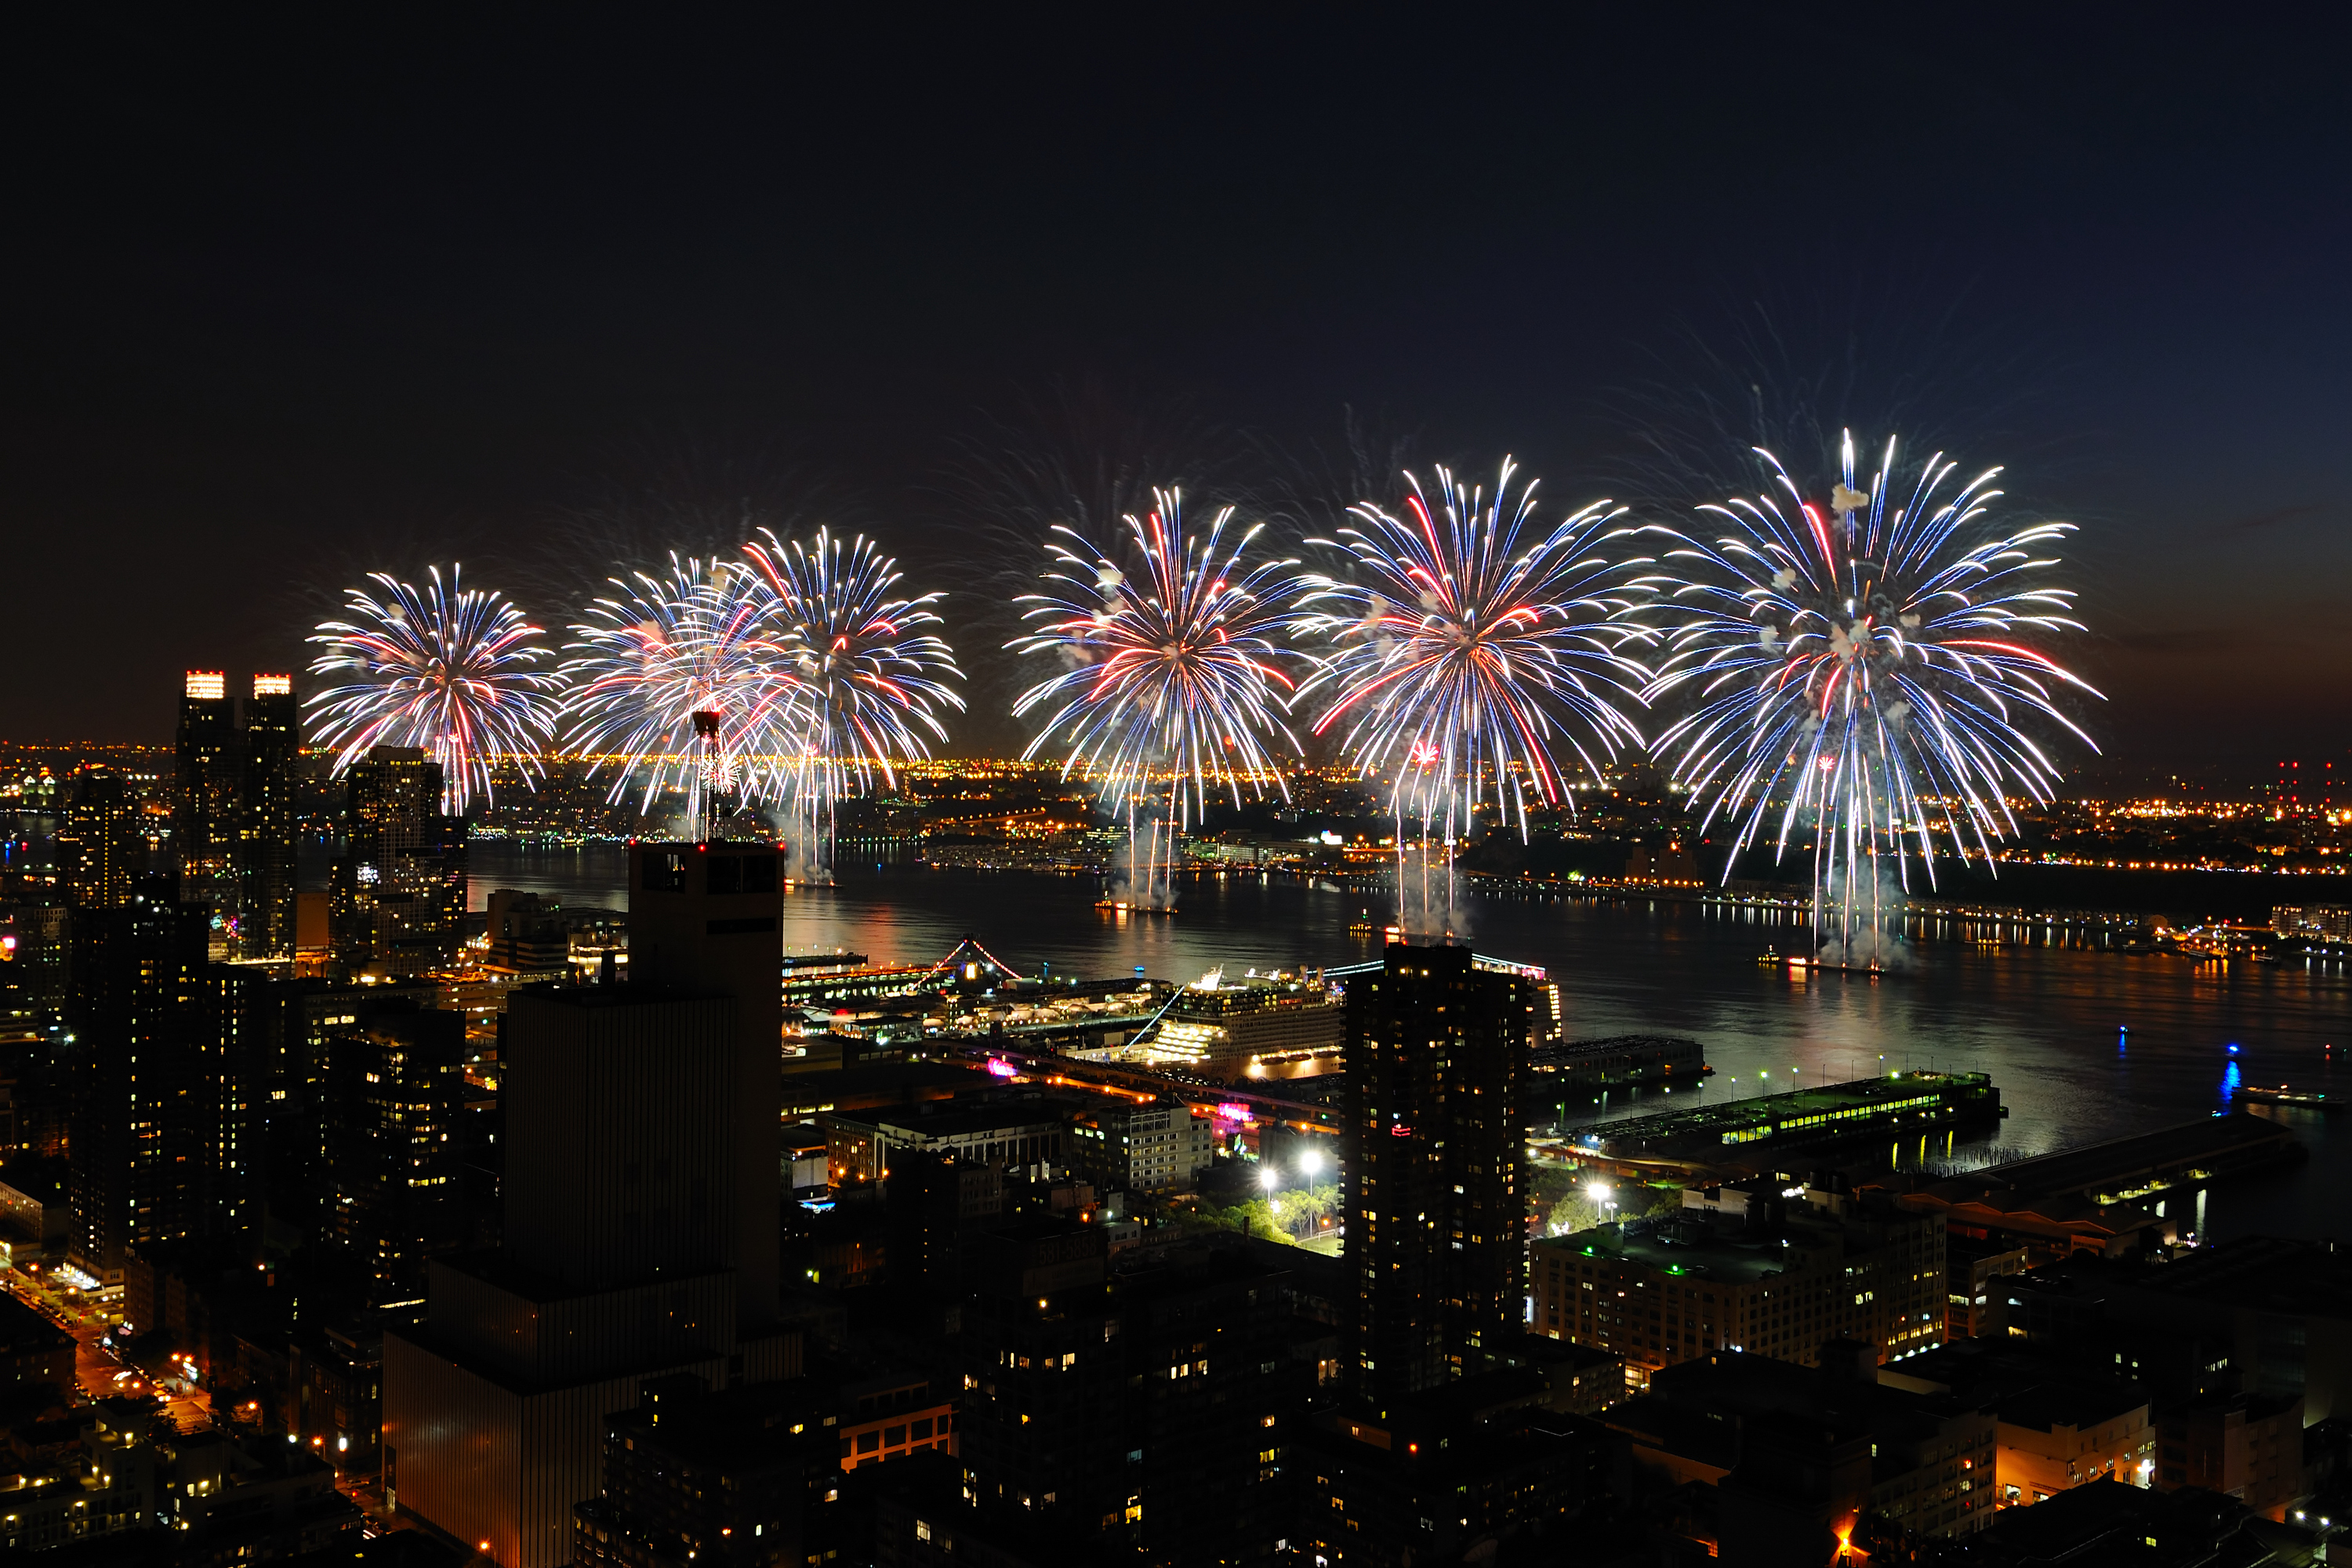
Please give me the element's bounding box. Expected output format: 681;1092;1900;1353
1989;1381;2156;1506
828;1097;1074;1185
1068;1097;1212;1195
2157;1392;2301;1515
1607;1345;1998;1552
1532;1196;1945;1380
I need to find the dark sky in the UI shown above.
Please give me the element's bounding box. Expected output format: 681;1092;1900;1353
5;8;2347;777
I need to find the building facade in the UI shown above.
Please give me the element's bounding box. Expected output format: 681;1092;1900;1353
328;746;466;978
238;673;299;960
1532;1196;1947;1380
383;841;793;1568
1069;1097;1211;1195
176;670;241;938
1344;942;1534;1401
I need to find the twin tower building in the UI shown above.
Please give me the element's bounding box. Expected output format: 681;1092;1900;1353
383;841;795;1567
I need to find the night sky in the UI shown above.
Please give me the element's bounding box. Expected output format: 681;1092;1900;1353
6;9;2347;777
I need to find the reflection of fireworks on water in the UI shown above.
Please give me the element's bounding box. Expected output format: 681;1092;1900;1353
1294;460;1650;934
556;554;805;836
1008;488;1300;909
1646;433;2100;964
744;527;964;881
307;564;561;815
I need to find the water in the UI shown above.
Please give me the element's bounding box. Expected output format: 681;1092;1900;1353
468;843;2349;1243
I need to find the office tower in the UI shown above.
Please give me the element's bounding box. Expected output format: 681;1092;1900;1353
623;840;782;1325
328;746;467;978
176;670;241;934
67;877;208;1279
383;841;793;1568
239;673;299;960
325;1003;467;1303
1344;942;1534;1403
60;765;142;909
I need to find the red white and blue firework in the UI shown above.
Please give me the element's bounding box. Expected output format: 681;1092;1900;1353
307;564;561;815
744;527;964;866
556;554;806;821
1294;460;1650;840
1646;433;2100;949
1009;489;1301;822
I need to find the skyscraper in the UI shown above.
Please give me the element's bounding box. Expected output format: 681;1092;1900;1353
1344;942;1534;1403
329;746;466;978
325;1003;467;1303
238;673;299;960
176;670;240;939
59;765;142;909
382;840;792;1568
67;877;208;1279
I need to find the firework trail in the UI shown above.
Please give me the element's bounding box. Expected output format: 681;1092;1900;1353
1294;461;1651;934
1646;433;2100;964
556;554;807;837
743;527;964;881
1009;489;1301;909
307;565;561;815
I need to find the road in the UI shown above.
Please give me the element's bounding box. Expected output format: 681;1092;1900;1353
6;1268;209;1432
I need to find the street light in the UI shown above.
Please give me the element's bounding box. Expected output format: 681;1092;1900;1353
1300;1149;1323;1178
1258;1165;1280;1194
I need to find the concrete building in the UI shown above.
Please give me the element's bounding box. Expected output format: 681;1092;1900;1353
827;1098;1073;1185
1068;1096;1211;1195
325;1003;469;1304
1345;942;1536;1402
1605;1345;1998;1552
328;746;466;978
383;841;796;1568
67;878;209;1279
1532;1192;1947;1380
59;765;142;911
238;673;299;960
175;670;240;937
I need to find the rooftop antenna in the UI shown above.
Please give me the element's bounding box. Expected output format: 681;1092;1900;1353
691;710;722;842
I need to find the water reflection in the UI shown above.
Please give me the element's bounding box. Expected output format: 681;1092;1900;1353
467;844;2344;1241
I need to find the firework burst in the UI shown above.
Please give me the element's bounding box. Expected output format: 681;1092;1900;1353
307;565;561;815
1646;432;2100;961
1009;489;1301;902
1294;460;1652;844
555;554;807;832
743;526;964;877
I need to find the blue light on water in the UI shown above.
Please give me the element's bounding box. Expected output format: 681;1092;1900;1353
2227;1042;2240;1054
2221;1061;2241;1107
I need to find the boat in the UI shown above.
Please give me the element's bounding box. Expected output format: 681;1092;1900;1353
1348;909;1378;935
1756;946;1781;967
2234;1084;2339;1110
1095;898;1177;916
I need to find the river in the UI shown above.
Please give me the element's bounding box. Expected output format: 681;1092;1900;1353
466;840;2349;1243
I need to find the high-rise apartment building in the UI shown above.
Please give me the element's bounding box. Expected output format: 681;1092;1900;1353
383;840;792;1568
60;766;142;909
329;746;466;978
67;878;209;1279
325;1003;468;1304
1344;942;1534;1403
239;673;299;960
246;978;440;1236
176;670;241;938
